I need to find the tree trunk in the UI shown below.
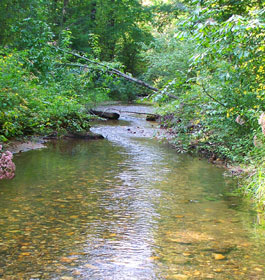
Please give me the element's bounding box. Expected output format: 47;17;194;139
59;0;69;44
89;110;120;120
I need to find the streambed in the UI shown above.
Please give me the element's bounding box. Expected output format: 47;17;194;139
0;104;264;279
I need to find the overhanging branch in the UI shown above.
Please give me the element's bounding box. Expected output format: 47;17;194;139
54;47;178;99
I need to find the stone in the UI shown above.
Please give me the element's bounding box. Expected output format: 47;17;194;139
212;253;226;260
146;114;159;121
65;131;104;140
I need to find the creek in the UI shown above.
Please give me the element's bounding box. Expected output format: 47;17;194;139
0;104;264;279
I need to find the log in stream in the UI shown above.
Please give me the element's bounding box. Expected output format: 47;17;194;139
89;108;159;121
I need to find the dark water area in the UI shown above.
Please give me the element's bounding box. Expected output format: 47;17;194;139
0;105;264;279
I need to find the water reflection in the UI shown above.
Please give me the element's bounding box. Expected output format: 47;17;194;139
0;105;264;279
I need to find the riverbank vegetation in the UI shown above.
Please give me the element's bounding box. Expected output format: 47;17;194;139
143;0;265;209
0;0;264;210
0;0;151;141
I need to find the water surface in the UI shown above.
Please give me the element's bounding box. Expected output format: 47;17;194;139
0;105;264;279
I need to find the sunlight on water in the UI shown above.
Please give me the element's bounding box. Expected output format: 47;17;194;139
0;105;264;279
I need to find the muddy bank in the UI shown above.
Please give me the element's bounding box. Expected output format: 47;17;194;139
4;131;105;154
5;137;48;154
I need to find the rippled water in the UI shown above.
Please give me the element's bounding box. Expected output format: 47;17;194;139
0;105;264;280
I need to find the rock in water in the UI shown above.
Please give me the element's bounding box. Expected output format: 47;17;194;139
146;114;159;121
212;253;226;260
66;131;104;140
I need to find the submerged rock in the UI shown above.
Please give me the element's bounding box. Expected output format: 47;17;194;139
212;253;226;260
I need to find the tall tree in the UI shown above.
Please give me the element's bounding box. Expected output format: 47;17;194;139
59;0;153;74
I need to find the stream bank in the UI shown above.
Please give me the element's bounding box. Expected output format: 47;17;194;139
157;111;265;217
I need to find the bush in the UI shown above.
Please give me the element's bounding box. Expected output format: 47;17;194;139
145;2;265;204
0;46;111;139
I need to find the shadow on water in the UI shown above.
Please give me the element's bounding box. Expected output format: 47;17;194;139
0;104;264;279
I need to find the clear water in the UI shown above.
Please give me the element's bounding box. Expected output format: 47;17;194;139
0;105;264;280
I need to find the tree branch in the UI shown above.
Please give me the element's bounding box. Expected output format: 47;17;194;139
201;83;227;108
54;47;178;99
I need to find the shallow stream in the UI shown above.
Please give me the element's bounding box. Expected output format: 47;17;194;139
0;104;264;279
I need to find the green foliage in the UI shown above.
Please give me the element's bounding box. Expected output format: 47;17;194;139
107;78;143;101
149;1;187;31
0;13;142;139
243;152;265;207
0;39;111;139
142;25;195;90
145;0;265;203
0;3;149;140
11;18;55;78
0;0;154;75
52;0;153;74
177;3;265;159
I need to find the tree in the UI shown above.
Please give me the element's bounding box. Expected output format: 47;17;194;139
57;0;153;74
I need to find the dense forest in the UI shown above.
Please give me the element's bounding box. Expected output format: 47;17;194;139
0;0;264;207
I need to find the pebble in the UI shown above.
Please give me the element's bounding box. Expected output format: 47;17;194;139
254;267;263;272
72;270;81;276
170;275;188;280
61;277;74;280
84;264;98;269
60;257;77;263
213;268;223;273
30;274;41;278
212;253;226;260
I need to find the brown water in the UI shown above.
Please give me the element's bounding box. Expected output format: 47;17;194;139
0;105;264;280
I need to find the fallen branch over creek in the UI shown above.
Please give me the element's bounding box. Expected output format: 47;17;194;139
55;47;178;100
